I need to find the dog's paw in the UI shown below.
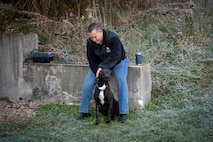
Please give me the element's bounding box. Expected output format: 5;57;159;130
95;121;99;125
111;116;115;120
95;120;100;125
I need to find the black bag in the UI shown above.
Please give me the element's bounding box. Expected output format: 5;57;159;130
32;52;54;63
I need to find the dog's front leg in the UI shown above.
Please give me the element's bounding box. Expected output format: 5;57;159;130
95;102;100;125
106;101;113;123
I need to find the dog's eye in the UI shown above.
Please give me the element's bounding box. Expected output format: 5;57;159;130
107;70;112;74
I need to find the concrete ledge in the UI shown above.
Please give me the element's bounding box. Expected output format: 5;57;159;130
23;63;151;108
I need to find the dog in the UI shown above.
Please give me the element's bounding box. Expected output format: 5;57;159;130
93;69;119;125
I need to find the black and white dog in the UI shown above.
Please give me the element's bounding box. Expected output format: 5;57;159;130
94;69;119;125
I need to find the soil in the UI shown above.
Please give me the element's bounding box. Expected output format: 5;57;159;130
0;99;42;124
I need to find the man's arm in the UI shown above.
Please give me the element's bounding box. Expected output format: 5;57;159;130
98;37;123;69
87;40;100;74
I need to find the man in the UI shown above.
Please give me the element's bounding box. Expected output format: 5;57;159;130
77;23;129;123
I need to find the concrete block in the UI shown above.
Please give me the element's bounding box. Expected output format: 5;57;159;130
0;33;38;99
23;63;152;108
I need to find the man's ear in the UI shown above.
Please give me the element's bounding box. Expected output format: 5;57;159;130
99;29;103;35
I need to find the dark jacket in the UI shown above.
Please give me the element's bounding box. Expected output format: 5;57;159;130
87;29;126;74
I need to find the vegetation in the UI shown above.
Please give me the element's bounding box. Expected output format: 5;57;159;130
0;0;212;141
0;94;213;141
0;0;212;95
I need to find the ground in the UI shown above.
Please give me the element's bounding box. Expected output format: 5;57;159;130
0;99;42;124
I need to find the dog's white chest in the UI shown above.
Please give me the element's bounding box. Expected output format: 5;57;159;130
98;84;106;105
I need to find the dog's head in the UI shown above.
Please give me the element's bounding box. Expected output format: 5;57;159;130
98;69;112;83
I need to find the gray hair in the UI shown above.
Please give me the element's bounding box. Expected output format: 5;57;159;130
88;23;102;33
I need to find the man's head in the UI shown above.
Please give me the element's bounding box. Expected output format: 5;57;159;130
88;23;103;45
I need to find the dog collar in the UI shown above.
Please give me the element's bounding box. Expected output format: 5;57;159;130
95;82;109;89
98;84;106;90
96;83;107;90
95;83;99;88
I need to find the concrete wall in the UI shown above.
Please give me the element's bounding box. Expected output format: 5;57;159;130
0;33;38;99
23;63;151;108
0;34;152;108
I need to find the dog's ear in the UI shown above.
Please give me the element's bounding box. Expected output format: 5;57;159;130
98;70;103;78
110;70;112;75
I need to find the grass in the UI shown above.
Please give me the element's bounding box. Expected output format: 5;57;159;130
0;93;212;142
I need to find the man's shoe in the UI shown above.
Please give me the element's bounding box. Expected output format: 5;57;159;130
119;114;126;123
77;113;90;120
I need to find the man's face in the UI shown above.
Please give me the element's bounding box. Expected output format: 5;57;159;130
88;29;103;45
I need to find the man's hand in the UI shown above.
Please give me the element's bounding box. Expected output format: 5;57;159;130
96;68;102;78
